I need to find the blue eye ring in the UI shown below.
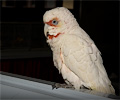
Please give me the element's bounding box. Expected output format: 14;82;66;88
52;19;58;25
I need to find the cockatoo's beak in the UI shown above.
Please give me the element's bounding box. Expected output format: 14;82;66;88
44;24;50;38
44;23;62;40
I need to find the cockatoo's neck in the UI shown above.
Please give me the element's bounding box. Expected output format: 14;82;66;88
47;33;64;48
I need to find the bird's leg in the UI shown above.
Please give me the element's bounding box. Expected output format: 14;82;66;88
52;83;75;90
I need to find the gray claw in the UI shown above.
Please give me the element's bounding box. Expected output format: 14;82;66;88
52;83;75;90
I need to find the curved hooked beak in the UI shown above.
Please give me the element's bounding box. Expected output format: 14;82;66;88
44;24;50;38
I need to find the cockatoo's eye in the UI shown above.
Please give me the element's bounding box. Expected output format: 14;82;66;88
52;20;58;25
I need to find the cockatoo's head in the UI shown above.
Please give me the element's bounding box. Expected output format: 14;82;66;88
43;7;78;40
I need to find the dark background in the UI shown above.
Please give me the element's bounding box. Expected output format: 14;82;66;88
0;0;119;95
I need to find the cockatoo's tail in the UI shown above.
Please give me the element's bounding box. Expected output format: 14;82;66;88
43;7;115;95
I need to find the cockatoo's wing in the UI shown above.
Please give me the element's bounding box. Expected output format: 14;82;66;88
61;34;115;94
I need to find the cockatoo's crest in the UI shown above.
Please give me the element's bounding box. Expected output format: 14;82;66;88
43;7;75;24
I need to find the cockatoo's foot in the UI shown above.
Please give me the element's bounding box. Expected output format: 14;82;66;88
52;83;75;90
80;85;92;90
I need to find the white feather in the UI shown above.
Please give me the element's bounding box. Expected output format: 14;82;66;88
43;7;115;95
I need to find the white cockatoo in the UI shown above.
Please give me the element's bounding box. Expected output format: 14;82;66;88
43;7;115;95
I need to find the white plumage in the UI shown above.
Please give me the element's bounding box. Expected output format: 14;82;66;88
43;7;115;95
